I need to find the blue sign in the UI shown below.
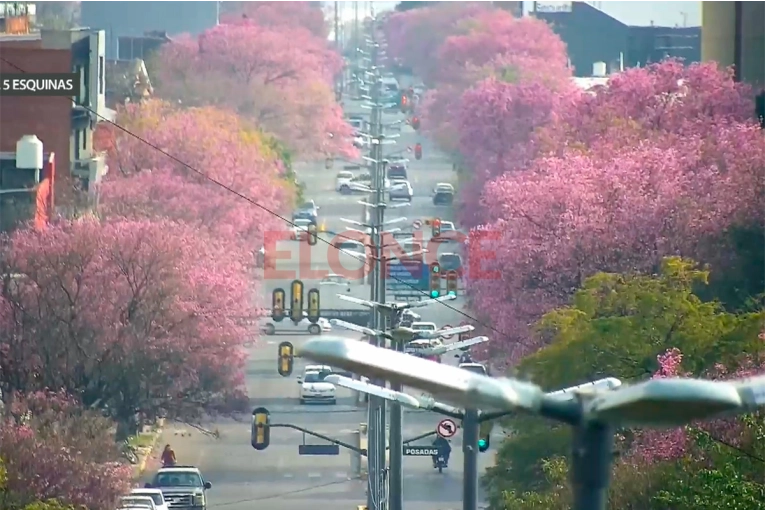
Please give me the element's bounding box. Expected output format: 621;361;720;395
386;261;428;291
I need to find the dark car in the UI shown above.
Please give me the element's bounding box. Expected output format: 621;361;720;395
387;165;408;181
433;191;454;206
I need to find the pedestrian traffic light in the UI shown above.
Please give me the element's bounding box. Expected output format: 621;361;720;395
431;218;441;238
251;407;270;450
307;222;318;246
478;420;492;453
429;262;441;298
446;270;458;296
414;143;422;160
272;288;286;322
277;341;294;377
307;288;320;323
411;116;420;130
290;279;304;323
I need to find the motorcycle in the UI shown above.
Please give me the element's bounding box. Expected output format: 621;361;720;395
433;455;448;473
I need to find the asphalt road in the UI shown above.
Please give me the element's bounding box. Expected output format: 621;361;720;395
153;95;496;510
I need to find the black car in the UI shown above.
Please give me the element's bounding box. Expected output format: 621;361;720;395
433;191;454;206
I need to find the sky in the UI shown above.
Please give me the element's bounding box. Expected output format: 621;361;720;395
327;1;702;28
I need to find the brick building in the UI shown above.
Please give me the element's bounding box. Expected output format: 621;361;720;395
0;14;108;211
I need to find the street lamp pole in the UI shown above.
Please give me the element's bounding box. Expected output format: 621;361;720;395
462;409;480;510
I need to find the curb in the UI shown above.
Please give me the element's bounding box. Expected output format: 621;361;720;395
134;419;164;479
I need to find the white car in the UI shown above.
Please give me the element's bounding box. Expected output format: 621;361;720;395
119;496;156;510
298;369;337;404
130;489;168;510
335;239;367;260
259;316;332;336
389;180;413;202
459;362;488;376
411;322;437;332
336;170;355;193
291;218;312;241
320;273;352;289
434;182;455;195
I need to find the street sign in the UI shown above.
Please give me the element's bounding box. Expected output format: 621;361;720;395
385;261;429;291
437;419;457;438
298;444;340;455
442;325;454;339
412;220;422;229
403;446;440;456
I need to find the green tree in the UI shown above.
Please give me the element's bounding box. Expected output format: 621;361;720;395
483;258;765;506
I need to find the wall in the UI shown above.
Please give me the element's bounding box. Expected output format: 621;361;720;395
533;2;629;76
80;1;219;59
0;46;72;200
702;1;765;88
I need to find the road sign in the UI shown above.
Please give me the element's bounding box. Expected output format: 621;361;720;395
412;220;422;229
298;444;340;455
403;446;440;456
442;325;454;339
385;261;429;291
437;419;457;438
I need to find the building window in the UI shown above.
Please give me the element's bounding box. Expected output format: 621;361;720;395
81;129;88;152
118;36;133;60
99;56;105;94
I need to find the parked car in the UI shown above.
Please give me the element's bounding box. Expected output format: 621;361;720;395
130;489;169;510
119;496;156;510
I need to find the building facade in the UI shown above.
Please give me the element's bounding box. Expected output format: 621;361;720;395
0;24;108;208
80;1;219;60
701;2;765;88
532;2;700;77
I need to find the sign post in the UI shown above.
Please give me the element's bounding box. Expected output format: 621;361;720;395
437;419;457;438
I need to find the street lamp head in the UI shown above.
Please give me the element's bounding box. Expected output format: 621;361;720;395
584;378;743;427
299;337;544;412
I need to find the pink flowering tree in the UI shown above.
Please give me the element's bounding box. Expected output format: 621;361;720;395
0;391;132;509
470;127;765;360
457;78;576;227
0;218;254;432
152;21;354;158
101;101;288;247
418;10;570;153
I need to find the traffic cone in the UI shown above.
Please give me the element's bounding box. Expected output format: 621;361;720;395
319;220;327;233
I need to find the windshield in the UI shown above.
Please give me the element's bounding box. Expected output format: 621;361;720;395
388;169;407;180
439;254;462;271
299;202;315;210
412;324;436;331
337;172;353;179
304;372;324;383
154;472;203;488
131;494;163;505
294;219;311;227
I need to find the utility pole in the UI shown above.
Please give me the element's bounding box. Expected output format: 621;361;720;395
334;1;342;100
367;34;386;510
462;409;480;510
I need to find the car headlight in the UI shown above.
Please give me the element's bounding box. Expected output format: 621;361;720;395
193;492;205;505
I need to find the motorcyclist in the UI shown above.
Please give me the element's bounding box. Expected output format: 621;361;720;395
459;351;474;364
161;444;177;467
431;436;451;467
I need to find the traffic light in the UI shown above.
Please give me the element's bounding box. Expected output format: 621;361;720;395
277;341;294;377
251;407;270;450
478;420;493;453
307;222;318;246
446;270;458;296
400;94;408;113
272;288;286;322
431;218;441;238
414;143;422;160
290;279;304;323
411;116;420;130
429;262;441;298
307;288;320;323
